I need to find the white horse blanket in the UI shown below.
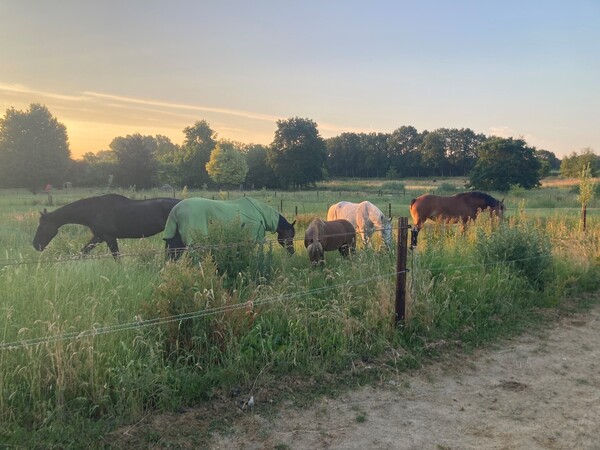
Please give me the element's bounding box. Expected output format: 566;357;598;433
327;201;392;248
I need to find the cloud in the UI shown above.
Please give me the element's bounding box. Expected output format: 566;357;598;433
0;82;87;102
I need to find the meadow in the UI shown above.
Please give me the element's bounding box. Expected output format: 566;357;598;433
0;178;599;447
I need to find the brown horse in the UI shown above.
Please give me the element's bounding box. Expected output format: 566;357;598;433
409;191;504;246
304;218;356;265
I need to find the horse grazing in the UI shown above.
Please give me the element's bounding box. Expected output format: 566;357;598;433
409;191;504;246
33;194;181;257
327;201;392;249
163;197;296;259
304;218;356;265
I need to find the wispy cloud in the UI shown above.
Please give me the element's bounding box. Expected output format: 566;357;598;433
0;82;87;102
83;91;282;123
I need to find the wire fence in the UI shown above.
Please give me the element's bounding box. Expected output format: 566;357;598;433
0;250;557;352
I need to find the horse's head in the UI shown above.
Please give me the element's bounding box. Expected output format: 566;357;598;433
32;209;58;251
307;241;324;265
486;196;505;219
277;217;296;255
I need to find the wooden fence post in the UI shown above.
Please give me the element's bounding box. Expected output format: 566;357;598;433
395;217;409;324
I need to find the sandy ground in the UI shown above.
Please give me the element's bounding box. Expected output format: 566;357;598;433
208;302;600;449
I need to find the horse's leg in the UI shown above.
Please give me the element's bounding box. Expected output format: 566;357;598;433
411;224;420;247
339;244;349;258
165;230;185;261
81;235;103;255
105;237;120;259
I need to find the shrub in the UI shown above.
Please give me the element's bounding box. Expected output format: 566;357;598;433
476;224;552;289
188;219;273;286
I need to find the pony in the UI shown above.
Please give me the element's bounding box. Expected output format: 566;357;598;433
304;218;356;265
409;191;505;246
32;194;181;257
163;197;296;259
327;201;392;249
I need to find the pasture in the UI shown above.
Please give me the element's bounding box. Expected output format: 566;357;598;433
0;179;599;447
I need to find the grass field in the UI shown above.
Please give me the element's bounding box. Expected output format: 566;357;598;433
0;178;599;447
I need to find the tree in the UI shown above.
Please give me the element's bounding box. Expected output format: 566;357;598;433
68;150;117;187
153;135;180;186
245;144;278;188
360;132;390;178
468;137;541;191
326;133;363;177
110;134;158;190
177;120;217;188
419;132;448;177
535;149;561;178
387;126;423;177
435;128;486;176
206;140;248;186
0;104;71;193
560;148;599;178
268;117;327;188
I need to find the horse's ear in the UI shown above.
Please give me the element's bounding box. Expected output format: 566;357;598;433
40;208;48;216
291;220;296;227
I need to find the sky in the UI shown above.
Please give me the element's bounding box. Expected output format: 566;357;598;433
0;1;598;159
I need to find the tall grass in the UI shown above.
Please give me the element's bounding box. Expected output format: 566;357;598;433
0;185;599;446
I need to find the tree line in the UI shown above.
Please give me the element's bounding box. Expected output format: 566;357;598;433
0;104;597;194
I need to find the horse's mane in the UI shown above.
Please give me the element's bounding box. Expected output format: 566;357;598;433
456;191;500;206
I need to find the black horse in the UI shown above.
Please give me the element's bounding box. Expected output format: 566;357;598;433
33;194;180;257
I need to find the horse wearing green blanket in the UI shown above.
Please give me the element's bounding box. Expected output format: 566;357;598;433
163;197;296;259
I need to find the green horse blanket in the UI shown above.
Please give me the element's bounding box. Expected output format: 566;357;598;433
163;197;280;245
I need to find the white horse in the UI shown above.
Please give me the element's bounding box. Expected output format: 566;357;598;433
327;201;392;249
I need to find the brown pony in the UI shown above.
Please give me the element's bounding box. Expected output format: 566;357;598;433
304;218;356;265
410;191;504;246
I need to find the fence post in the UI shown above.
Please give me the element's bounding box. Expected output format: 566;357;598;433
388;203;392;219
395;217;409;324
295;205;298;216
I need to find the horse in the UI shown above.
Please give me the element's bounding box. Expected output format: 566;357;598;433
409;191;504;246
327;201;392;249
32;194;181;257
163;197;296;259
304;218;356;265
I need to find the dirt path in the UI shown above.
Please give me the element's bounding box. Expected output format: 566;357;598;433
211;302;600;449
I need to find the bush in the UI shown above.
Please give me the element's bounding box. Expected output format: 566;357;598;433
188;219;273;287
476;224;552;289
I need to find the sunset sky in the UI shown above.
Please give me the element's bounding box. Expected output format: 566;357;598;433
1;1;598;159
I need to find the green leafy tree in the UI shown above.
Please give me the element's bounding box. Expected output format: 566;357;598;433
206;140;248;186
436;128;486;176
245;144;278;188
419;131;448;177
535;149;560;178
153;135;180;186
360;132;390;178
0;104;71;193
560;148;599;178
326;132;363;177
68;150;117;187
177;120;217;188
110;134;158;190
268;117;326;188
387;126;423;177
468;137;541;191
